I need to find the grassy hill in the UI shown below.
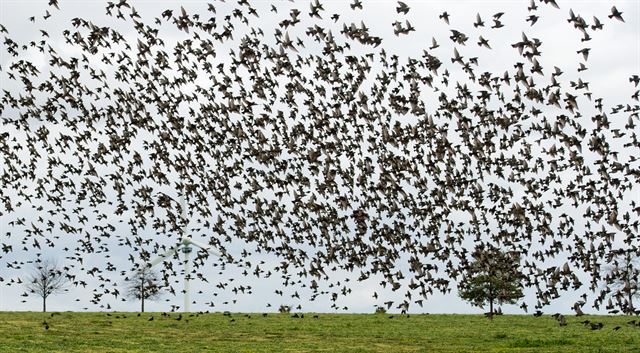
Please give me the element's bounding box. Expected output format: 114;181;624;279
0;312;638;352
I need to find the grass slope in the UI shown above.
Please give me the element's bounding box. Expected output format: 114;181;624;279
0;312;639;352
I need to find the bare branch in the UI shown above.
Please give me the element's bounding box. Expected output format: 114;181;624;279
24;259;68;312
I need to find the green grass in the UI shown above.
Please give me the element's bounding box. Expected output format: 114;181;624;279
0;312;639;352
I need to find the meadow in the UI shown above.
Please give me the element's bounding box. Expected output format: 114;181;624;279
0;312;638;352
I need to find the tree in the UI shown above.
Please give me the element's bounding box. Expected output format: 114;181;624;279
603;249;640;315
458;245;524;320
24;259;68;312
125;267;164;312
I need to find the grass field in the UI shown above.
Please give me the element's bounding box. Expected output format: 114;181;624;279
0;312;639;352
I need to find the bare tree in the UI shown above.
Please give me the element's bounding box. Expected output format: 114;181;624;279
24;259;68;312
603;249;640;315
125;267;164;312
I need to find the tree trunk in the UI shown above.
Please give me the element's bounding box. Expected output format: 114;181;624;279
42;296;46;313
141;280;145;313
626;254;634;315
626;262;633;315
488;298;494;321
488;281;494;321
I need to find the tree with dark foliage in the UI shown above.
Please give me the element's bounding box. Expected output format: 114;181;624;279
24;259;68;312
458;246;524;320
125;268;164;312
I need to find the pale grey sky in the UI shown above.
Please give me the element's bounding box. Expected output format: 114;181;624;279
1;0;639;314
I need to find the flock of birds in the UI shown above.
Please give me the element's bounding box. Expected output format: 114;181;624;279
0;0;639;315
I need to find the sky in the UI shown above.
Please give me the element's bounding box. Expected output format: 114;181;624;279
0;0;639;314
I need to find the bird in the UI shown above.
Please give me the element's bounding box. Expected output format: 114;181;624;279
439;11;450;25
526;15;539;26
491;12;505;28
591;16;603;30
558;314;567;326
396;1;410;15
474;13;484;28
576;48;590;61
429;37;439;50
477;36;491;49
589;322;604;330
609;6;624;22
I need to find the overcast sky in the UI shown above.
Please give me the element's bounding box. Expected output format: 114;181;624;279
1;0;639;314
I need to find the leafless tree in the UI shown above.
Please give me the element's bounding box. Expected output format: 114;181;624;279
125;267;164;312
603;249;640;315
24;259;68;312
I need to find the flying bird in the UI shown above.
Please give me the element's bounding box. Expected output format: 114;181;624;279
609;6;624;22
